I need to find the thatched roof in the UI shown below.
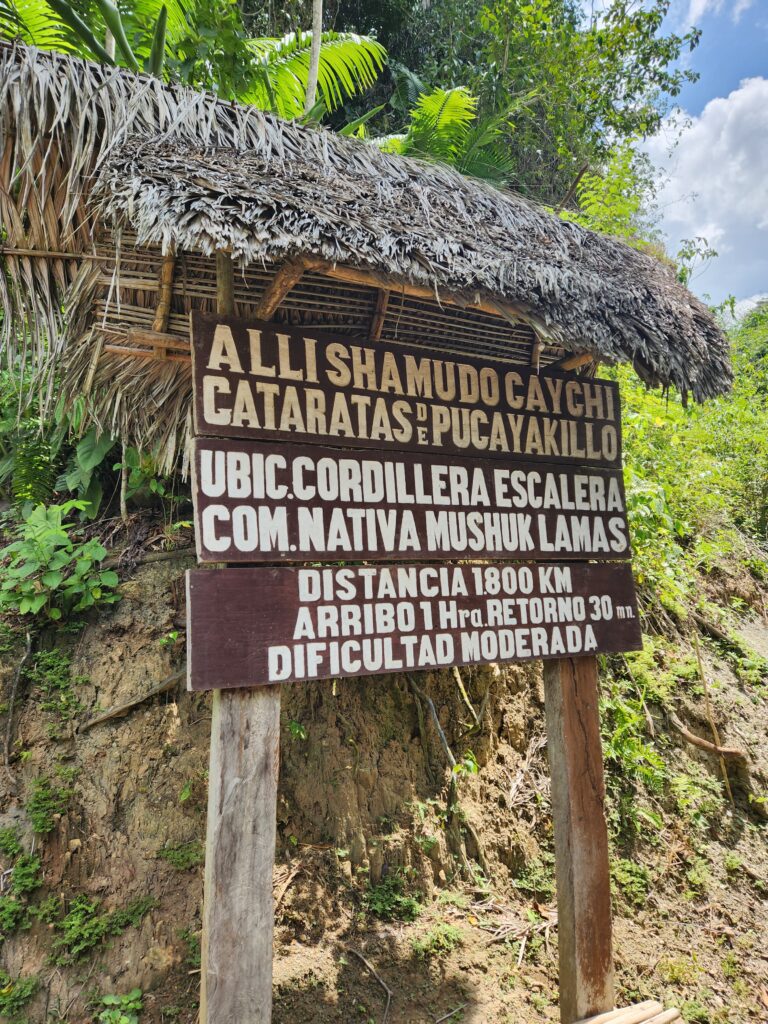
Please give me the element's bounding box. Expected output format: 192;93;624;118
98;136;731;401
0;43;731;467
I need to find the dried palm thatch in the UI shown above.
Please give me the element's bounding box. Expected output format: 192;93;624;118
0;42;730;470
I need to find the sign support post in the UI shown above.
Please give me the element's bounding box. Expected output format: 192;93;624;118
543;656;615;1023
200;253;281;1024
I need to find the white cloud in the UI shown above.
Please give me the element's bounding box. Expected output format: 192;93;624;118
680;0;754;27
646;76;768;302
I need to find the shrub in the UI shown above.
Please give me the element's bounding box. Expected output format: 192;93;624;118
0;500;119;621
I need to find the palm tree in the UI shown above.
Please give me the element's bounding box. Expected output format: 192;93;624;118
0;0;386;115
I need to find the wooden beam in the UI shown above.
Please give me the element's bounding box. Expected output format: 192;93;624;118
370;288;390;341
126;328;189;352
549;352;594;372
200;251;281;1024
254;258;308;320
104;344;189;364
215;251;236;317
314;259;542;335
543;656;615;1024
531;338;544;371
151;253;176;335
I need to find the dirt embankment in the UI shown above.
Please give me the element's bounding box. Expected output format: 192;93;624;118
0;554;766;1023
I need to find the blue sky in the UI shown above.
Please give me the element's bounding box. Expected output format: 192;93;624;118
643;0;768;308
673;0;767;115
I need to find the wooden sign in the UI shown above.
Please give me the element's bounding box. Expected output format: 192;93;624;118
191;437;631;563
191;312;622;468
186;562;642;689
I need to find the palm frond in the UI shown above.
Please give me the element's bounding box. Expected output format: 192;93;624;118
407;87;477;162
0;0;77;50
124;0;189;57
454;115;515;185
243;31;386;118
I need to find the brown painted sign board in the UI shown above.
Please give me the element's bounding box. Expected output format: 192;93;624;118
191;437;632;564
191;312;622;468
186;562;641;690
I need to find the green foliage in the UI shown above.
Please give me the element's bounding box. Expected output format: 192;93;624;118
411;922;463;959
10;854;42;896
26;776;71;833
600;660;666;840
611;857;651;909
0;500;120;621
178;927;201;969
513;854;555;900
0;969;38;1019
610;324;768;621
25;648;86;727
0;896;27;935
97;988;143;1024
453;749;479;775
51;895;155;965
56;428;116;520
363;874;421;922
396;0;701;201
671;767;724;835
560;143;661;248
288;719;308;741
0;0;386;114
0;828;22;859
157;841;204;870
11;433;57;506
242;31;387;117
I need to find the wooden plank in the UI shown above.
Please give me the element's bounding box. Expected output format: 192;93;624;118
191;437;632;564
200;684;280;1022
186;563;642;690
578;1003;663;1024
544;656;615;1023
190;312;623;468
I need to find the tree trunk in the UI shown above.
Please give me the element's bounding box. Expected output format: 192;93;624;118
304;0;323;115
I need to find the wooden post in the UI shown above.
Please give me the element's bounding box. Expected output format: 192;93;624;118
543;656;615;1024
200;687;281;1021
200;251;282;1023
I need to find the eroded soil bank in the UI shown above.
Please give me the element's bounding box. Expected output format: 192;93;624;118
1;551;766;1023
